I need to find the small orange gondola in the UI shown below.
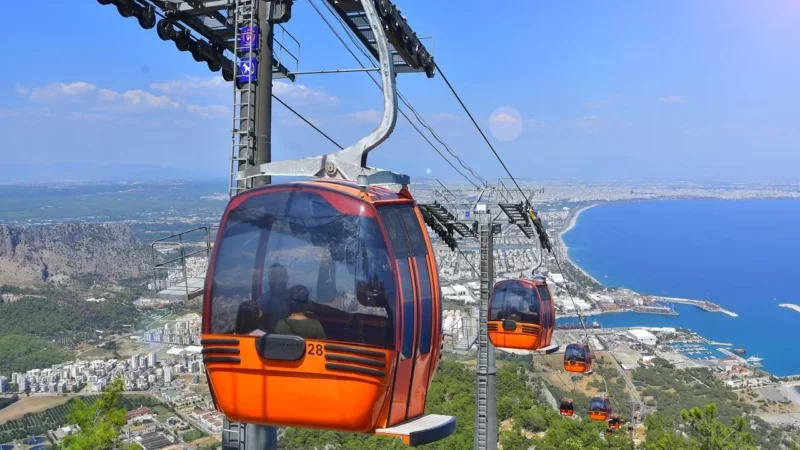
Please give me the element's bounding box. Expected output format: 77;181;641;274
589;396;612;422
201;180;455;445
487;276;557;352
559;398;574;417
563;343;592;373
608;415;621;429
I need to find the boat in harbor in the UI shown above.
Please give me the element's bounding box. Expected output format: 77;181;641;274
733;348;746;355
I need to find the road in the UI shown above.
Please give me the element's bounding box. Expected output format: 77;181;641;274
606;351;646;421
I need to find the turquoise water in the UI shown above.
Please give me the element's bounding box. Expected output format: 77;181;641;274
559;199;800;377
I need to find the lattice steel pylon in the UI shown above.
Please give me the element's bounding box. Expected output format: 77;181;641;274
474;206;498;450
230;0;259;197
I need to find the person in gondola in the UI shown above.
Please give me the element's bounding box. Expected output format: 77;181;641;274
274;285;326;339
258;263;292;332
234;299;266;336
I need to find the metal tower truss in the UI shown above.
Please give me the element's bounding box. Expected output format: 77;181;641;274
418;202;475;241
99;0;299;81
327;0;436;76
497;202;536;239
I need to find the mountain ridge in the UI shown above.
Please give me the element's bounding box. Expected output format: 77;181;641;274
0;223;150;286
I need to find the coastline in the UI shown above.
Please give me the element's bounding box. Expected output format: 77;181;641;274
778;384;800;410
559;203;601;285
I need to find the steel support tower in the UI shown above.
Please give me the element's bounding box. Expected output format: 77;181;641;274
474;205;498;450
230;0;290;196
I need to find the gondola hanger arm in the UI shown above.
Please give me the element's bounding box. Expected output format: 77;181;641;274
239;0;398;183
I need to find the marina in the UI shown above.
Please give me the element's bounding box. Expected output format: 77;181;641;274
668;341;726;361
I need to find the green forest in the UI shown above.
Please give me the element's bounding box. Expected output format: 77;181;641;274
278;357;777;450
0;286;142;376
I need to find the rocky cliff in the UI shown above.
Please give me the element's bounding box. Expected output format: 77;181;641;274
0;223;150;286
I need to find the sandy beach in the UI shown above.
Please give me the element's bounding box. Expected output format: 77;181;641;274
779;385;800;410
558;204;602;286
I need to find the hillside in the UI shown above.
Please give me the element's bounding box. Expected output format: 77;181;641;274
0;223;150;286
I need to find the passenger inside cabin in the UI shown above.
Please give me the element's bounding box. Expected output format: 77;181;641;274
274;285;326;339
259;263;292;332
235;299;265;336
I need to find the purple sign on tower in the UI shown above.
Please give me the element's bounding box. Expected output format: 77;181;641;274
239;26;260;53
237;56;259;83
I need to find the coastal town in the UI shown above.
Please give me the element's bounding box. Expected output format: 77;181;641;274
2;181;800;448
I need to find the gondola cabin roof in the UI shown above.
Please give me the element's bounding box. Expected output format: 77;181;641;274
229;179;414;209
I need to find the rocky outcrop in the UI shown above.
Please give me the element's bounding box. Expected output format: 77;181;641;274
0;223;150;286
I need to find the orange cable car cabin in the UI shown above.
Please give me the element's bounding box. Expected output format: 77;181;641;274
487;277;555;351
559;398;574;417
608;415;621;429
200;180;455;445
589;396;612;422
563;343;592;373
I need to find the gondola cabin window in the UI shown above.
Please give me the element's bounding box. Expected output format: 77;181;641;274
208;189;397;348
489;281;540;324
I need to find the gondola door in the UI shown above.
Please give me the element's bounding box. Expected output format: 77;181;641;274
378;204;423;426
539;284;554;348
400;206;437;419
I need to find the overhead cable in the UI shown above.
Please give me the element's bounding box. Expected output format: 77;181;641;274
273;94;343;149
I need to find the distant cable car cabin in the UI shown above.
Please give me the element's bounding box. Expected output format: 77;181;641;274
589;396;612;422
608;415;621;429
559;398;574;417
487;276;557;352
563;343;592;373
200;180;455;445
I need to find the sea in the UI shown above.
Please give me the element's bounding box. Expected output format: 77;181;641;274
558;199;800;378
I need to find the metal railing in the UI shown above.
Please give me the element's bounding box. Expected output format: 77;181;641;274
150;226;218;301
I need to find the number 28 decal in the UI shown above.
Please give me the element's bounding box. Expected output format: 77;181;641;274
307;343;324;356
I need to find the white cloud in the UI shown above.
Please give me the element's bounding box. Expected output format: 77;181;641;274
96;89;180;112
273;81;338;107
187;104;228;118
15;77;338;124
150;76;228;95
659;95;687;103
17;81;180;113
149;75;339;108
25;82;97;102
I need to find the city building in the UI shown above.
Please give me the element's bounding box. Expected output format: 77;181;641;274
627;329;658;346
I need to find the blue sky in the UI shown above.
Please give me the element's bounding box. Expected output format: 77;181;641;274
1;0;798;182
